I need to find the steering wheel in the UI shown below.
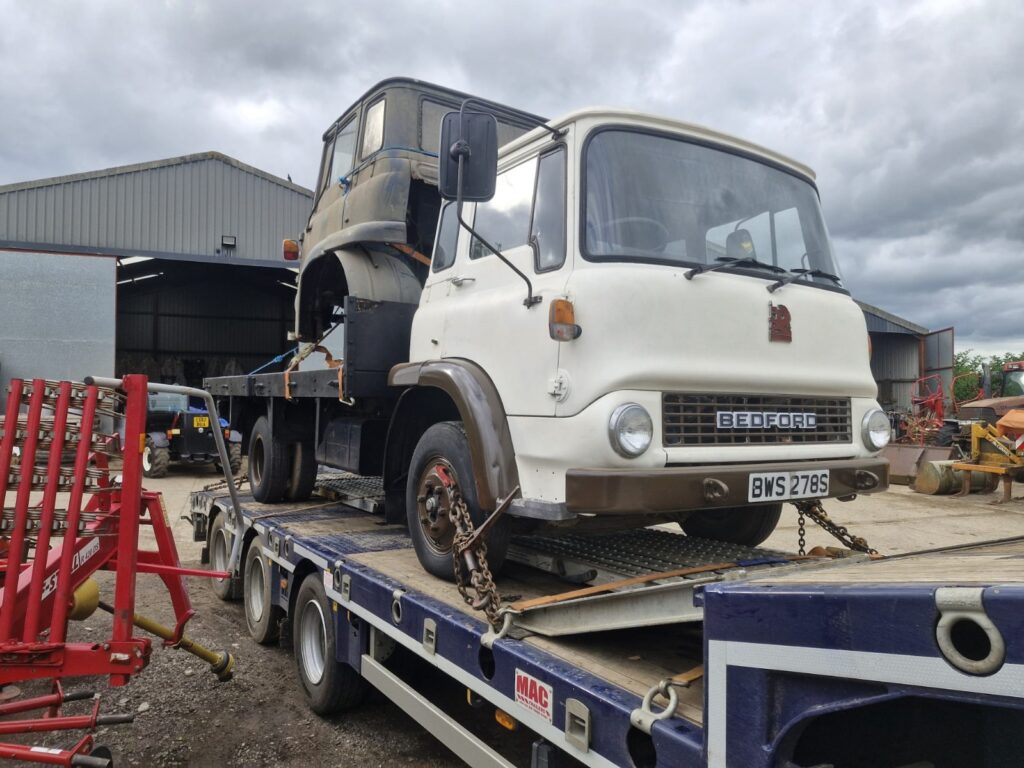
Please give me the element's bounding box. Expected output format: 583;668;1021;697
596;217;671;253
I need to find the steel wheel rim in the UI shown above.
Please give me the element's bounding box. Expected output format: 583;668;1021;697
251;435;265;486
211;525;229;582
246;553;265;623
142;446;152;473
299;598;327;685
416;458;458;556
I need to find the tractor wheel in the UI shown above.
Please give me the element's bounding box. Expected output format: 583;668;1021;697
286;441;317;502
406;421;510;581
293;574;367;714
243;539;282;644
248;416;288;503
680;504;783;547
215;443;243;476
142;438;170;479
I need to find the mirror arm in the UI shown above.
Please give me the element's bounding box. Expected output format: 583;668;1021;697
452;150;542;309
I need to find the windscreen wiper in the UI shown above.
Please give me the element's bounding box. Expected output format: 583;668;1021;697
767;268;842;293
685;256;787;281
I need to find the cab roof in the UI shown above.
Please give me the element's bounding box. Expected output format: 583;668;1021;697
505;107;817;182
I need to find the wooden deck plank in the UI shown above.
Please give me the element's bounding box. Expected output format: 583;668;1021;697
754;539;1024;585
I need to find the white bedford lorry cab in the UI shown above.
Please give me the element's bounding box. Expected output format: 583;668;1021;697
207;80;889;582
392;106;889;573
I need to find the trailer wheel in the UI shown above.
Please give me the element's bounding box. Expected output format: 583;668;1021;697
209;512;241;600
248;416;288;503
215;443;243;476
286;441;317;502
406;421;510;581
293;574;366;714
680;504;783;547
244;541;282;644
142;438;170;479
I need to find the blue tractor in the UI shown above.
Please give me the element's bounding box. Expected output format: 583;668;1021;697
143;392;242;478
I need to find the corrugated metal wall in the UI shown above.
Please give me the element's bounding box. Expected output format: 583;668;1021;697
0;153;312;263
0;250;115;381
870;333;921;413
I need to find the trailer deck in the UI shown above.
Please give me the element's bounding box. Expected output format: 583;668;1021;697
189;473;1024;768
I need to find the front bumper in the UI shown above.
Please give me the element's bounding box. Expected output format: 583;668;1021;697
564;458;889;515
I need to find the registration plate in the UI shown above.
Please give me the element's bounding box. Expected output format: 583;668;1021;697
192;415;210;428
748;470;829;502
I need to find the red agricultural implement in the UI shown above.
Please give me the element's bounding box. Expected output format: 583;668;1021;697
0;375;237;767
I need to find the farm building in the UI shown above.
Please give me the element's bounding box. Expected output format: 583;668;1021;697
0;152;311;386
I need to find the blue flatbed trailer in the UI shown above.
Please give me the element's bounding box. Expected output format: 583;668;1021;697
188;475;1024;768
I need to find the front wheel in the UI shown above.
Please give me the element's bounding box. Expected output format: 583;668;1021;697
142;438;170;479
215;443;243;476
406;422;510;581
293;574;366;714
680;504;783;547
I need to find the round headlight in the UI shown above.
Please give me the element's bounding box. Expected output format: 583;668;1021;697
609;403;653;458
861;409;891;451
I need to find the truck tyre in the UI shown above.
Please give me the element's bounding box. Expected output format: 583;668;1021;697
406;421;511;581
248;416;288;503
142;437;170;479
243;540;282;644
286;441;317;502
209;512;241;601
293;574;366;714
680;504;783;547
215;443;243;476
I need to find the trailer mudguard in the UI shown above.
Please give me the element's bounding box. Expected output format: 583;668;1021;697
386;359;519;517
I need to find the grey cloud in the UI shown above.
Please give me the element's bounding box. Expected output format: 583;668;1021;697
1;0;1020;350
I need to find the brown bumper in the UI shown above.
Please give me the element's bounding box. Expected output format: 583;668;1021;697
565;458;889;515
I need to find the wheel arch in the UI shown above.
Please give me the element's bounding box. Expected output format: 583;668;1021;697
294;245;421;341
383;359;520;524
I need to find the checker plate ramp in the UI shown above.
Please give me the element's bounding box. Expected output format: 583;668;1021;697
503;529;863;636
306;473;860;636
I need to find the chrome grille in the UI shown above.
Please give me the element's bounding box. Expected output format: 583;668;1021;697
663;393;852;446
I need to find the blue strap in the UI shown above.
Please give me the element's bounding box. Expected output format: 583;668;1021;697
248;346;298;375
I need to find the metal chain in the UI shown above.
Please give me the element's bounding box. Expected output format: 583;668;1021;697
792;499;877;555
797;513;807;555
448;490;503;629
201;473;247;493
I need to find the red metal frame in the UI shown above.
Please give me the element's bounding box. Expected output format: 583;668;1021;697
0;375;213;765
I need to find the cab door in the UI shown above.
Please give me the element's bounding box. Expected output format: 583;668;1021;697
424;145;570;417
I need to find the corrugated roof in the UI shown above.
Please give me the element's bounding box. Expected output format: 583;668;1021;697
0;152;313;267
0;151;311;197
857;300;929;336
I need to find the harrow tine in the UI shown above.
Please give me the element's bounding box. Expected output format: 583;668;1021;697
0;379;46;639
0;380;23;533
50;384;101;644
24;381;72;641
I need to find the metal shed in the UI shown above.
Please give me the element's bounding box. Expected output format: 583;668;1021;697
0;153;312;385
858;300;953;414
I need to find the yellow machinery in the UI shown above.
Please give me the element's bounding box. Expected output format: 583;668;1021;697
953;410;1024;502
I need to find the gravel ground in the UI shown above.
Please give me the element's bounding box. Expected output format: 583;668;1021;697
6;466;1024;766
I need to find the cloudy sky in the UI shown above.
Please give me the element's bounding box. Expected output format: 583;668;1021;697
1;0;1021;353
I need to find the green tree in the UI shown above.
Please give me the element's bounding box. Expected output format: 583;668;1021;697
954;350;1024;404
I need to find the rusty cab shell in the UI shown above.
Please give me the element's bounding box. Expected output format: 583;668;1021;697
293;78;545;342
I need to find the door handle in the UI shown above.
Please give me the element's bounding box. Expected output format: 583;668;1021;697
450;276;476;287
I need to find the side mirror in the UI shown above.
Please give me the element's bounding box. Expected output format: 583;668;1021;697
438;111;498;202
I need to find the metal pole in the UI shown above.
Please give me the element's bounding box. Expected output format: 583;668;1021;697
84;376;245;573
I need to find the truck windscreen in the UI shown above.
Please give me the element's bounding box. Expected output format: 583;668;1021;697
583;128;844;289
